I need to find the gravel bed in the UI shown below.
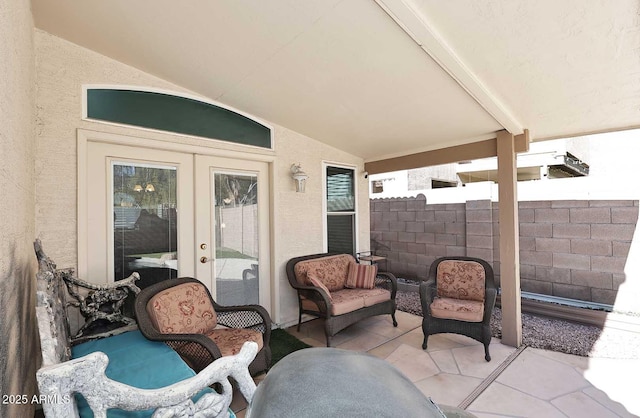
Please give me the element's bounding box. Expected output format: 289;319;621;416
396;290;640;359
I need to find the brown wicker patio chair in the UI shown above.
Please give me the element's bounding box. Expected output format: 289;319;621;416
135;277;271;376
420;256;497;361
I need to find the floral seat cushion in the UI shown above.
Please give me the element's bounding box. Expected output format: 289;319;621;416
430;297;484;322
207;328;264;356
302;288;391;316
176;327;264;367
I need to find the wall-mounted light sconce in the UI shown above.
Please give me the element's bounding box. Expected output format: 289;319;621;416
291;163;308;193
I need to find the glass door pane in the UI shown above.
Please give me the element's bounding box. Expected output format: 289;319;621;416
213;171;259;305
112;162;178;286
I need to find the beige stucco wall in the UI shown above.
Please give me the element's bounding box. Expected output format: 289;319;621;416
0;1;38;416
273;126;370;325
35;30;369;325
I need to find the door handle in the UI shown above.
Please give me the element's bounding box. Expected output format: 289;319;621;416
200;256;214;264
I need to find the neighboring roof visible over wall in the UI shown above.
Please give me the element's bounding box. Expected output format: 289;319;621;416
32;0;640;162
369;130;640;202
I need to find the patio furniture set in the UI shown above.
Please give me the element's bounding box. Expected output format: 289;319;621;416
287;252;496;361
34;238;493;417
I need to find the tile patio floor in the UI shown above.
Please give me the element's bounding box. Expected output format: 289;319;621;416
234;310;640;417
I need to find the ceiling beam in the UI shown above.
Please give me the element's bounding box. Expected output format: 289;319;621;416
365;137;497;174
364;129;529;174
373;0;524;136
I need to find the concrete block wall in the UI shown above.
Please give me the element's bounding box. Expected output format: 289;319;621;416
466;200;494;263
371;196;639;305
515;200;638;305
371;195;466;281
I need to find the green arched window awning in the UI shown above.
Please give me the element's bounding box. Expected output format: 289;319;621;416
86;89;272;148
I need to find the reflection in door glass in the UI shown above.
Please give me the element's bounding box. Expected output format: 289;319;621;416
113;162;178;288
213;172;259;305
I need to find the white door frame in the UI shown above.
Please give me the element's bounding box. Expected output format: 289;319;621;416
80;141;194;283
77;129;277;318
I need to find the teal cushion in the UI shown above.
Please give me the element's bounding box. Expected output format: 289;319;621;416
71;330;214;418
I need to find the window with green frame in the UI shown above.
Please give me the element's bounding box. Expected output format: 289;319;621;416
326;165;356;254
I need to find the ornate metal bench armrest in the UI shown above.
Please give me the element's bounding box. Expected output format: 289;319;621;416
61;270;140;292
36;341;259;418
58;270;141;341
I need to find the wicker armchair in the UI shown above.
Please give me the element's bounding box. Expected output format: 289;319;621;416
419;256;497;361
135;277;271;376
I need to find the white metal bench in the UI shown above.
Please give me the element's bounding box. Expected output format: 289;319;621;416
34;239;257;418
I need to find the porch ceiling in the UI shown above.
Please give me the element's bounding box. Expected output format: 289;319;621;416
32;0;640;163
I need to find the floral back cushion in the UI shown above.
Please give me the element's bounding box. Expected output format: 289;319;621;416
436;260;486;302
293;254;354;292
147;282;217;334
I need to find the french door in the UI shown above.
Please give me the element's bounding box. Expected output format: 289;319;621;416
81;136;271;313
195;155;270;311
